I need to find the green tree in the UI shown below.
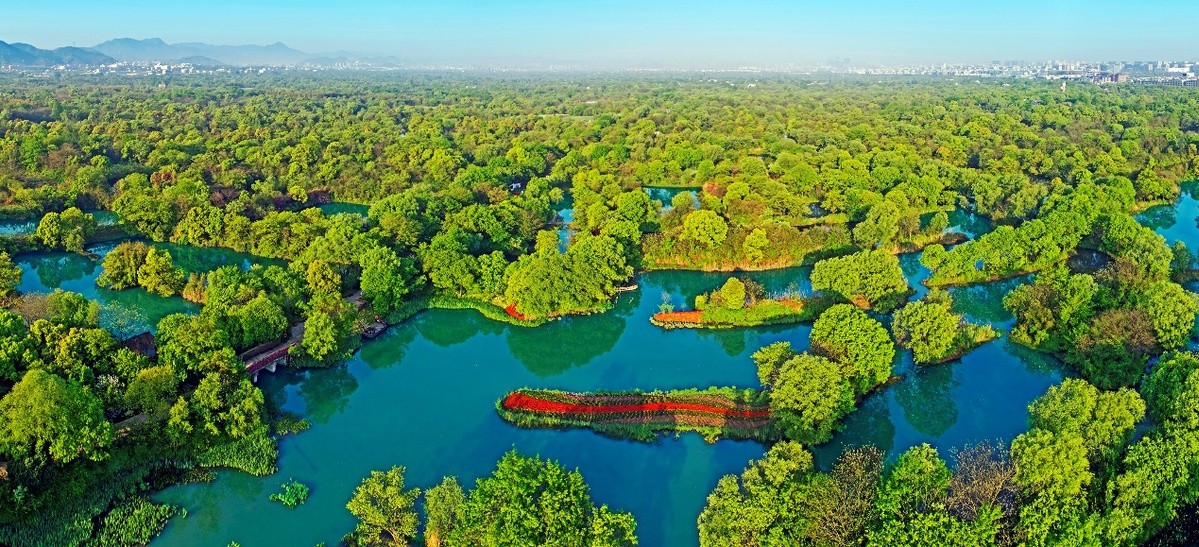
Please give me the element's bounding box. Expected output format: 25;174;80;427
769;353;855;443
680;210;728;248
347;466;421;547
0;251;21;298
1027;378;1145;472
810;304;894;395
811;249;909;311
137;247;185;296
450;451;637;546
1143;281;1199;350
853;200;901;249
424;477;466;547
359;246;420;316
97;241;150;290
718;277;746;309
743;228;768;264
228;295;289;350
0;369;113;467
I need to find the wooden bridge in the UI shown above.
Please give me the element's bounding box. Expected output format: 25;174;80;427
244;323;305;382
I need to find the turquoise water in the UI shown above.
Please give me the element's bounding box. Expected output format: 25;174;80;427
0;220;36;235
646;186;701;210
1137;181;1199;247
15;241;274;333
16;248;198;334
151;250;1069;546
555;195;575;252
0;209;119;235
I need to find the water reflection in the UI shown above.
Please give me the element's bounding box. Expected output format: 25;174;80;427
812;395;897;467
508;311;629;377
415;310;498;348
645;187;701;210
1136;180;1199;246
895;361;959;437
947;276;1029;327
24;252;97;289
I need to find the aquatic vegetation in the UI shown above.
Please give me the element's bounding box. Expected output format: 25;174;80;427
269;480;310;509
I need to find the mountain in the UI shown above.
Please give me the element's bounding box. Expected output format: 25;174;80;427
92;38;310;66
0;40;114;66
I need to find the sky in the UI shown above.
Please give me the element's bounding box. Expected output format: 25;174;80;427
4;0;1199;68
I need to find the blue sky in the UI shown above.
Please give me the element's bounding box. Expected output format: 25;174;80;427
4;0;1199;67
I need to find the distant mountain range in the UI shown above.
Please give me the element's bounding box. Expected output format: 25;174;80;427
91;38;310;66
0;40;114;66
0;37;394;67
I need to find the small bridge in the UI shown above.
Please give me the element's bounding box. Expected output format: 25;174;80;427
244;323;305;382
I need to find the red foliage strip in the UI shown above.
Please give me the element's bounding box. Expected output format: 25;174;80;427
504;303;527;321
652;310;703;323
502;392;770;419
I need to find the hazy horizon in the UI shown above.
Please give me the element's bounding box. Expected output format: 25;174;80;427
5;0;1199;68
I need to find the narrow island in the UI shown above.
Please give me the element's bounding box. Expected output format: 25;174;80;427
498;388;775;443
650;277;829;329
891;289;998;364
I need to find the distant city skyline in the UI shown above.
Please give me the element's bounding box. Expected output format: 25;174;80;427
5;0;1199;69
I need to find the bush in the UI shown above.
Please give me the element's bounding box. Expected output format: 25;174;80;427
269;480;310;508
195;429;278;476
87;497;176;547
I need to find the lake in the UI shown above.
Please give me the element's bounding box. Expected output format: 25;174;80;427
127;192;1199;546
150;218;1069;547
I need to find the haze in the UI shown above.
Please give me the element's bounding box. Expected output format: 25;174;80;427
5;0;1199;68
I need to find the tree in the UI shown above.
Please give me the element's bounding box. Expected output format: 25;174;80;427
1143;281;1199;350
743;228;768;264
123;365;180;416
1010;428;1093;546
752;341;795;388
869;444;1001;547
137;247;185;296
893;297;958;364
305;260;341;295
892;290;994;365
35;207;95;252
680;210;728;248
46;289;99;328
718;277;746;309
451;451;637;546
770;353;855;443
0;251;21;298
853;200;901;249
348;466;421;546
0;369;113;467
1027;378;1144;463
97;241;150;290
810;304;894;395
698;441;816;546
301;310;340;362
359;246;420;316
424;477;466;547
228;295;289;350
810;249;909;311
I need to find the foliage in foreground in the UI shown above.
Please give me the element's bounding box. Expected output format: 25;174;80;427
346;452;637;547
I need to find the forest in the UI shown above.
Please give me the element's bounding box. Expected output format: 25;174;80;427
0;71;1199;545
